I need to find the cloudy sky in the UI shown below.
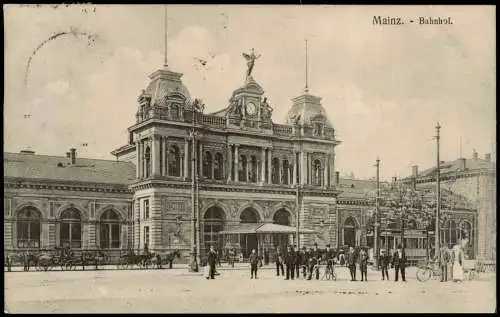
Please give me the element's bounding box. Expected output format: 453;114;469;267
4;5;495;180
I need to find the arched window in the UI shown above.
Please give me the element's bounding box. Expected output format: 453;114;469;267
249;155;257;183
204;207;225;253
17;207;41;248
273;209;291;226
214;153;224;180
203;151;213;179
443;220;459;247
240;208;259;223
170;104;180;119
238;155;247;182
272;158;280;184
312;159;322;186
343;217;357;247
168;145;181;177
144;146;151;178
60;208;82;249
100;210;120;249
282;160;290;185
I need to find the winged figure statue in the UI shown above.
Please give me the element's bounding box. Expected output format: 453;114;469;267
242;48;261;79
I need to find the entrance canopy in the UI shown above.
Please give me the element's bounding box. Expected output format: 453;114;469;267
219;223;316;235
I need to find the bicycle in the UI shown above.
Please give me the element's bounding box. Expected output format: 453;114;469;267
416;260;441;282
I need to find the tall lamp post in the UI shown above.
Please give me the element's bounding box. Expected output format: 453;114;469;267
434;123;441;256
295;184;301;250
374;158;380;269
189;100;203;272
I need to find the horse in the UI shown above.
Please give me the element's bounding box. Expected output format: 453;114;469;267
164;249;181;269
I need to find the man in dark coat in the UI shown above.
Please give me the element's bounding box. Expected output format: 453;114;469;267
207;245;218;279
275;246;284;277
392;244;407;282
308;244;321;280
439;245;451;282
380;249;391;281
285;245;295;280
249;249;260;279
347;246;358;281
293;245;301;278
358;248;369;281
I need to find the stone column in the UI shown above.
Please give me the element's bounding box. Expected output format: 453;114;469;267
300;151;306;185
292;160;297;186
267;149;272;184
161;137;167;176
152;135;161;177
234;145;239;182
184;138;189;179
199;143;203;179
278;159;282;185
227;144;233;182
121;223;128;249
323;164;328;188
180;153;185;178
260;147;266;184
142;140;147;178
135;141;140;178
138;141;144;179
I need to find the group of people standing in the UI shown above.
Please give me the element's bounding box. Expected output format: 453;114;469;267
438;240;467;283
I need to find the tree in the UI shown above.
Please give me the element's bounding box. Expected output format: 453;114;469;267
365;181;451;251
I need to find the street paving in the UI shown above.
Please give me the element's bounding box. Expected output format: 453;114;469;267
4;264;496;313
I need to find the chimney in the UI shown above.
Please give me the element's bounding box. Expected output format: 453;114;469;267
484;153;491;162
459;157;466;170
335;171;340;185
412;165;419;178
20;150;35;155
472;150;478;160
70;148;76;165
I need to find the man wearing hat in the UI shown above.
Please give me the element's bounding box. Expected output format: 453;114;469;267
308;243;321;280
380;249;391;281
285;245;295;280
391;244;407;282
293;245;301;278
323;244;334;273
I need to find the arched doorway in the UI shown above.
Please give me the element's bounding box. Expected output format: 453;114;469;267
272;208;292;251
203;206;225;255
240;208;260;257
343;217;357;248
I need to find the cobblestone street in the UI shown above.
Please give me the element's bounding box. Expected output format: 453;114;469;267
4;265;496;313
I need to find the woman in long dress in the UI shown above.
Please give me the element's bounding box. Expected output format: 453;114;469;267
451;242;465;282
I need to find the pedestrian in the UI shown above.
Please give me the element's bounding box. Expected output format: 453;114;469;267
359;248;368;282
6;253;11;272
293;245;301;278
347;246;357;281
439;244;451;282
275;246;284;277
207;245;217;280
228;248;235;268
285;245;295;280
380;249;390;281
392;244;407;282
451;240;465;283
249;249;259;279
264;249;269;266
300;247;308;278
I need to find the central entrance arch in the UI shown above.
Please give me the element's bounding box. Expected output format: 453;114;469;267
240;208;260;258
203;206;225;255
272;208;293;251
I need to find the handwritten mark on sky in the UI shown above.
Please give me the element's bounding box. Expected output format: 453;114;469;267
24;27;99;86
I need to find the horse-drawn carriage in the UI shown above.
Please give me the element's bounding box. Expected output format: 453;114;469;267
117;249;181;270
5;248;110;272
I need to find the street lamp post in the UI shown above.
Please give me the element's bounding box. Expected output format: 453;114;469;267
374;158;380;270
295;185;301;250
189;105;200;272
434;123;441;255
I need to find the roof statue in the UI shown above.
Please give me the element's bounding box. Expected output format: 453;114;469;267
242;48;261;80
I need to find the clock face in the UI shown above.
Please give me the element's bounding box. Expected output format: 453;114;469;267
246;102;257;115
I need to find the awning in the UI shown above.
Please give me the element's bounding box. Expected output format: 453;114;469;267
219;223;316;235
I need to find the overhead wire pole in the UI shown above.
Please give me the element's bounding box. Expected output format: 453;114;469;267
164;5;168;69
434;123;441;256
189;107;199;272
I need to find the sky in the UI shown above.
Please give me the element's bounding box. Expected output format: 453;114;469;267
4;5;496;180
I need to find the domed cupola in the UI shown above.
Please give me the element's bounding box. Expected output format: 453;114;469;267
135;68;192;123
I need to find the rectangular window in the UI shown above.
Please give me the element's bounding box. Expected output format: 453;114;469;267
144;226;150;248
143;199;150;220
